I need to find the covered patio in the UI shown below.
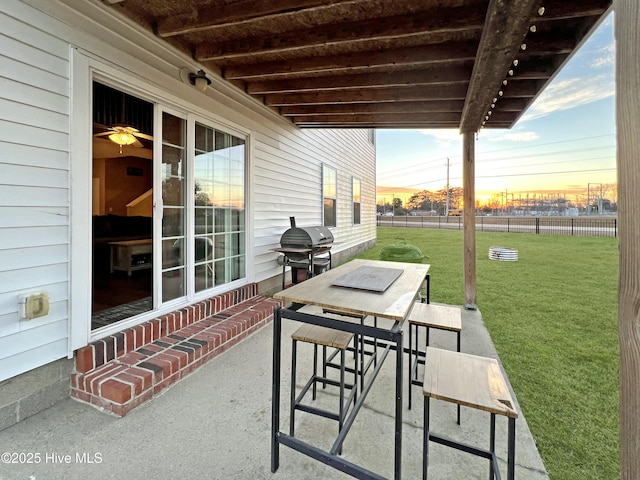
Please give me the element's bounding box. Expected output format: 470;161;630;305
7;0;638;477
0;304;548;479
86;0;637;476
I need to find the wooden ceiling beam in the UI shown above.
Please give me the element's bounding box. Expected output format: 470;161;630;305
265;84;469;106
292;112;462;125
222;41;479;80
247;64;473;94
490;98;531;112
510;55;566;79
460;0;541;132
156;0;360;37
531;0;610;22
498;79;542;98
279;100;466;116
296;122;464;130
523;36;576;55
196;4;486;61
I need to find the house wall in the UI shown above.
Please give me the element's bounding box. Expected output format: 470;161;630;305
0;0;376;419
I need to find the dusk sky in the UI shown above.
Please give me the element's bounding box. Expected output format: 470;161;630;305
376;13;616;205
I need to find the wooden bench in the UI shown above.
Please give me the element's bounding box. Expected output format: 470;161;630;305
408;302;462;413
422;347;518;480
290;324;358;452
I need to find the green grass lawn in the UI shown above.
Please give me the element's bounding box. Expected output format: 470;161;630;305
354;227;620;479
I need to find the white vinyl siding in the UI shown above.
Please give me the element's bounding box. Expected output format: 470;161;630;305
0;3;71;381
0;0;376;382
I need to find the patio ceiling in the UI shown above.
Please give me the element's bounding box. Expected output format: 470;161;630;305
105;0;611;130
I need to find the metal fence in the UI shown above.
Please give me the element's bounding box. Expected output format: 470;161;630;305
376;215;618;238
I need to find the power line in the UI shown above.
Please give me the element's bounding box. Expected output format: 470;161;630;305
377;133;616;177
386;166;616;190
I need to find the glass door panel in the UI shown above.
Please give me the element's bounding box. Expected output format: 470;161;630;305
194;122;246;292
161;112;187;302
91;82;154;330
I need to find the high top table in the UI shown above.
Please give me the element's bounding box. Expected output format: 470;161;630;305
272;259;430;480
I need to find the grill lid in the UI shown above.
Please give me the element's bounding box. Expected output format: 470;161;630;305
280;226;334;249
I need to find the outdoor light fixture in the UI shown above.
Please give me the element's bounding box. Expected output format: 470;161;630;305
189;70;211;92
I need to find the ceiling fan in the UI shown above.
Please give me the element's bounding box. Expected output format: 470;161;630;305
93;125;154;148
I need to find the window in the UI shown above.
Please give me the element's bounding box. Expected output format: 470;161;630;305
353;177;361;225
323;165;337;227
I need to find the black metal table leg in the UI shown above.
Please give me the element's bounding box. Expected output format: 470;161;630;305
271;307;282;473
394;330;403;480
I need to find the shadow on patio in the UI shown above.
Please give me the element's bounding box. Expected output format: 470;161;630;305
0;305;548;480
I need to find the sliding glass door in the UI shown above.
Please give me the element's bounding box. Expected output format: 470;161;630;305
90;81;247;331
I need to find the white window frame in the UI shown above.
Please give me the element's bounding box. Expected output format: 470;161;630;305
352;177;361;225
322;164;337;228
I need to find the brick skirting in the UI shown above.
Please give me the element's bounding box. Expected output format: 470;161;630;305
71;284;281;416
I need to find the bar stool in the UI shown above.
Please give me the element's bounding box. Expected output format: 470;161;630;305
422;347;518;480
290;324;358;452
408;302;462;419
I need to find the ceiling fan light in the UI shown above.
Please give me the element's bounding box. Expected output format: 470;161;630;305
109;132;136;145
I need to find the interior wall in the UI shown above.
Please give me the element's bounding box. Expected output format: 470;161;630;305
97;156;152;216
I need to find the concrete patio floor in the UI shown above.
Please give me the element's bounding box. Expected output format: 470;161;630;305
0;304;549;480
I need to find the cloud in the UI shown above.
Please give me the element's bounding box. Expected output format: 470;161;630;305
418;129;462;147
520;74;615;122
480;131;539;142
590;44;615;69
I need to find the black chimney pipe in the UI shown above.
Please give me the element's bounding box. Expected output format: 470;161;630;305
289;216;296;228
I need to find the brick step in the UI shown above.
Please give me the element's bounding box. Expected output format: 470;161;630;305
71;286;281;416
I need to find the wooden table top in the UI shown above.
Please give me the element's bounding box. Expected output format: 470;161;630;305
423;347;518;418
274;259;430;322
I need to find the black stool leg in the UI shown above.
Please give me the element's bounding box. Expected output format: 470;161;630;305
457;330;461;425
312;344;318;400
338;347;346;454
408;322;413;410
489;413;496;480
322;345;327;389
423;396;430;480
508;417;516;480
353;335;359;402
290;339;297;436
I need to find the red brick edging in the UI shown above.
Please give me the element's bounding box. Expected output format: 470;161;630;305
71;284;281;416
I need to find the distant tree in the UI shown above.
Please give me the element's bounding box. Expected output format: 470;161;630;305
392;197;407;215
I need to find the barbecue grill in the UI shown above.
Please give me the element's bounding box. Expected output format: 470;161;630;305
275;217;333;287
